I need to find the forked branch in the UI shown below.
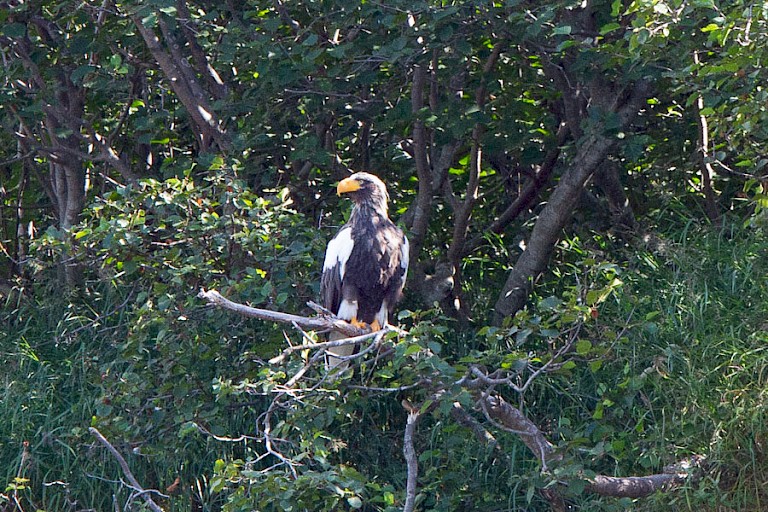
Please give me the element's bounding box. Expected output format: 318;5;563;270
89;427;166;512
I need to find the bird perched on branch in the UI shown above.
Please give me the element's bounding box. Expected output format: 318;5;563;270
321;172;409;370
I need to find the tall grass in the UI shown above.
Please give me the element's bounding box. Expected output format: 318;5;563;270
629;219;768;511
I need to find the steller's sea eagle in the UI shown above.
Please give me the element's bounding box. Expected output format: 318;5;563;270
321;172;409;370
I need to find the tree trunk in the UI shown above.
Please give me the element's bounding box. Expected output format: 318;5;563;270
493;81;653;323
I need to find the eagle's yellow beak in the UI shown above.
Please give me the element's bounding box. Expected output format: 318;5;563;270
337;177;361;196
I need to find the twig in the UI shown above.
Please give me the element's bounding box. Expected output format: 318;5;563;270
348;380;427;393
262;401;299;479
283;348;327;388
88;427;165;512
191;422;258;443
10;441;30;512
462;323;583;396
268;328;385;365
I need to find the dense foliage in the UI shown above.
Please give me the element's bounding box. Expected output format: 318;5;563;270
2;1;768;511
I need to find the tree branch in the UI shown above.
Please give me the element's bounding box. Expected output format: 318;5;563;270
408;63;433;260
402;402;421;512
478;392;704;498
175;0;229;100
89;427;166;512
201;289;703;503
693;51;721;224
588;469;696;498
131;13;231;152
197;289;367;338
469;121;569;250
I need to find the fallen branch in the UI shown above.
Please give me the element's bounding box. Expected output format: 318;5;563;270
89;427;166;512
589;472;689;498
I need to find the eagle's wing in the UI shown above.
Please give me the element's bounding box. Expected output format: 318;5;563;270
398;233;409;298
321;225;354;317
321;225;359;370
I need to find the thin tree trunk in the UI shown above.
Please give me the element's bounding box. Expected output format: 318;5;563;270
693;51;720;224
493;81;652;322
132;13;231;153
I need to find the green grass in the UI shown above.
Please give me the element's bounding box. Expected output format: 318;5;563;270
625;220;768;511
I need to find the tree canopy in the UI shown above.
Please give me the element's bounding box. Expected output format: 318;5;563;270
2;1;768;511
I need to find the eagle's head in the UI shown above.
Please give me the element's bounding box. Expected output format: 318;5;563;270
337;172;390;213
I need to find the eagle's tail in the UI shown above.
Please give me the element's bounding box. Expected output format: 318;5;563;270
325;330;357;372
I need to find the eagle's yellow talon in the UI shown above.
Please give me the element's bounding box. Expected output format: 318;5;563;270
348;318;382;332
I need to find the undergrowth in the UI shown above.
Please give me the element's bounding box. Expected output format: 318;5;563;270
1;213;767;511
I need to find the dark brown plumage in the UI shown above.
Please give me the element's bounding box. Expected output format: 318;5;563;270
321;172;409;369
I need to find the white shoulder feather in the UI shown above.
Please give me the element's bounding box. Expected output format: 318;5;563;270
323;226;355;279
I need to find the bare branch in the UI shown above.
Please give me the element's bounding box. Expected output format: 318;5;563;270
262;400;300;479
89;427;165;512
468;121;569;251
588;470;694;498
402;404;421;512
693;51;721;223
450;401;500;451
175;0;229;100
198;289;367;338
477;392;705;498
481;393;559;470
348;380;428;393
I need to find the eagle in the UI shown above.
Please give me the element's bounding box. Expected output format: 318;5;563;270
321;172;409;370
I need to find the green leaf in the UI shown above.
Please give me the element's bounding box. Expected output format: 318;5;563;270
74;229;91;240
600;22;621;35
71;65;97;84
109;54;123;68
141;12;158;28
611;0;622;16
208;155;225;170
576;340;593;355
404;344;422;356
